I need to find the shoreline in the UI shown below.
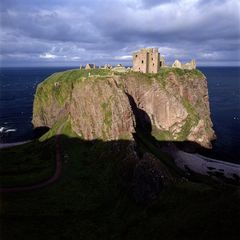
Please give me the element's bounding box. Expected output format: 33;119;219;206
0;140;32;149
162;143;240;183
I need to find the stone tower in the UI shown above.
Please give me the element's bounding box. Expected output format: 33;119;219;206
132;48;160;73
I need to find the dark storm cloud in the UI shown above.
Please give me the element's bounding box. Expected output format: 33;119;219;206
0;0;239;66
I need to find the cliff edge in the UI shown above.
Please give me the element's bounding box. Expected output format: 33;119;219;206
32;68;215;148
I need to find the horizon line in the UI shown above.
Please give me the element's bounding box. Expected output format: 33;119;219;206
1;65;240;68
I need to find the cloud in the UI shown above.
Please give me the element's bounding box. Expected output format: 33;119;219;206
39;53;57;59
0;0;239;66
114;55;132;60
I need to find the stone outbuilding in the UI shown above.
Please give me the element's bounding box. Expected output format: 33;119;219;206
112;64;127;73
103;64;112;69
85;64;96;69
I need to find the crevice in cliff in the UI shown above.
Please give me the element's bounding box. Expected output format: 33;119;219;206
125;92;152;134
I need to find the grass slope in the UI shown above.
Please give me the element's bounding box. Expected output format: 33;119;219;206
0;140;55;187
1;120;239;240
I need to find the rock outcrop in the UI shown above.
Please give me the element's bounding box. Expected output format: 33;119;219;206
32;68;215;148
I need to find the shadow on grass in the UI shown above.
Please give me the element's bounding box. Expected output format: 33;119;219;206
1;133;240;240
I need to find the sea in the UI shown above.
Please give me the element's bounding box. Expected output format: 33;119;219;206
0;67;239;163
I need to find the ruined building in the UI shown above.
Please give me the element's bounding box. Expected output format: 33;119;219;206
85;63;96;69
132;48;196;73
132;48;161;73
172;59;196;70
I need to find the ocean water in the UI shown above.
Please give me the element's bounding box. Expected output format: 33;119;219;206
0;67;239;163
199;67;240;163
0;67;73;142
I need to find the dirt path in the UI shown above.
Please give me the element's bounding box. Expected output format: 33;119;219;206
0;124;64;193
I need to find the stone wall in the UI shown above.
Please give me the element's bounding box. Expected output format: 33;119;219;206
132;48;160;73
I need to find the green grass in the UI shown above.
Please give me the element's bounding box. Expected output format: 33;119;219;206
152;68;205;88
1;121;239;239
102;102;112;127
157;68;198;78
41;68;112;85
176;99;199;141
152;127;173;141
34;68;204;111
0;140;55;187
34;69;111;108
101;100;113;139
0;119;71;188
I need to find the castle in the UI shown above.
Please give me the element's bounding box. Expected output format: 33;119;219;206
132;48;196;73
132;48;161;73
79;48;196;73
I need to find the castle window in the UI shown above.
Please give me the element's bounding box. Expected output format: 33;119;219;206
135;55;138;58
152;58;153;61
153;63;154;66
142;60;144;64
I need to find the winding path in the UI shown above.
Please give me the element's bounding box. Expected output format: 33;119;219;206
0;124;64;193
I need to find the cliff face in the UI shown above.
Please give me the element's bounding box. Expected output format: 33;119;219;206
32;68;215;148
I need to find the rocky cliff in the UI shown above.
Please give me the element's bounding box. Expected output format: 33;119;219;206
32;68;215;148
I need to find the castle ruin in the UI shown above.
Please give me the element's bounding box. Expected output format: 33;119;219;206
132;48;161;73
132;48;196;73
78;48;196;73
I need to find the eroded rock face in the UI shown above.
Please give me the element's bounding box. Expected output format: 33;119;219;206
70;77;135;140
120;76;188;132
32;69;215;148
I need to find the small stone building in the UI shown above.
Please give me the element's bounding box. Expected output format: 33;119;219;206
103;64;112;69
132;48;160;73
112;64;127;73
85;64;96;69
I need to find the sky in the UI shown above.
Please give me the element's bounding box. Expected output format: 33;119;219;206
0;0;240;67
